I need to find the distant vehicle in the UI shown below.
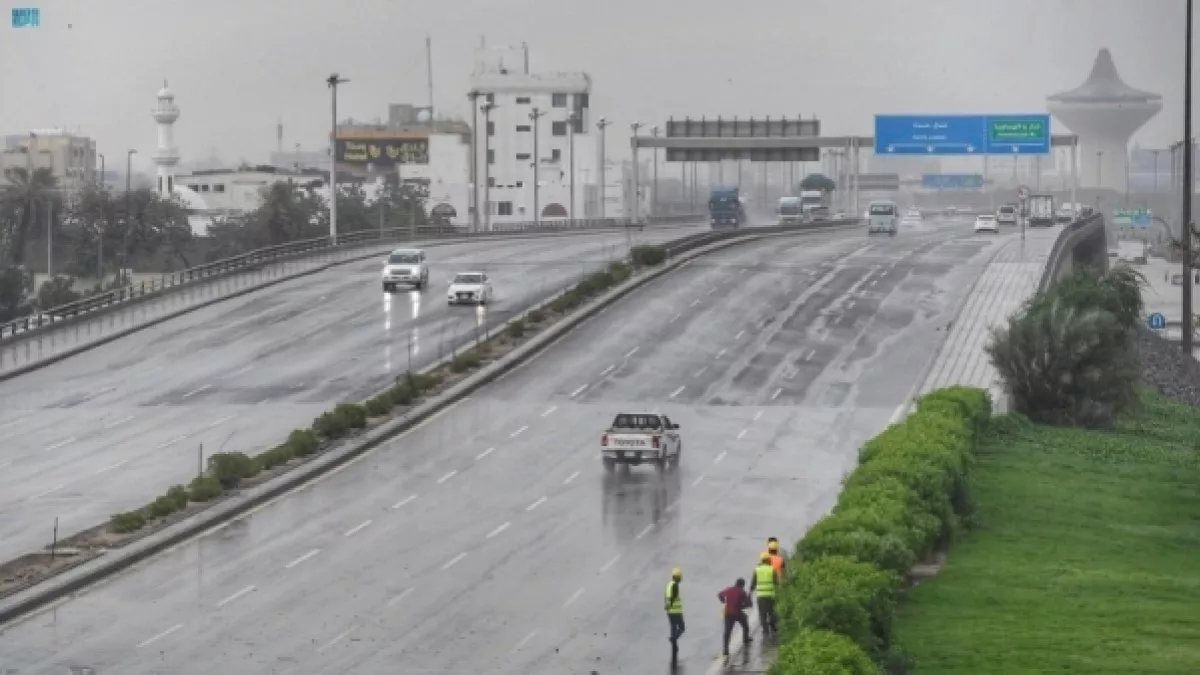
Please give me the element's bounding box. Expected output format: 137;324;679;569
905;208;922;219
446;271;492;305
901;212;923;228
866;200;898;236
996;204;1017;224
1028;194;1055;227
777;196;802;224
1055;204;1076;223
974;214;999;234
709;187;744;229
809;206;831;222
799;190;829;220
601;412;682;472
382;248;429;292
832;211;849;220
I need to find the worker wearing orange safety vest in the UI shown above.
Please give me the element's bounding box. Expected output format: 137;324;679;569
765;538;786;580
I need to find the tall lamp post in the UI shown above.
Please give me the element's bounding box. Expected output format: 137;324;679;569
568;110;577;220
481;101;497;231
326;73;349;244
467;91;481;232
97;153;105;187
650;125;660;217
1182;0;1194;357
630;122;644;223
530;107;546;226
597;117;612;218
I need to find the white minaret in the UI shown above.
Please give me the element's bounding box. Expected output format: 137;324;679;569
151;80;181;196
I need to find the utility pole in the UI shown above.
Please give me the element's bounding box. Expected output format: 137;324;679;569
1182;0;1194;357
530;107;546;225
326;73;349;244
651;126;660;218
97;153;105;187
597;117;611;218
568;110;577;220
630;122;644;224
481;102;497;231
467;91;481;232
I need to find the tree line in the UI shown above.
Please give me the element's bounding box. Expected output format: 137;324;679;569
0;167;431;321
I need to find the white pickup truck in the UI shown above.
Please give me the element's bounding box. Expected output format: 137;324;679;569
600;412;682;472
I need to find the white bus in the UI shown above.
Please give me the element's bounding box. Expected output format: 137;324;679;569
866;200;898;236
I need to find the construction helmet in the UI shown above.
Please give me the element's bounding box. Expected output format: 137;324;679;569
672;567;683;580
760;552;771;563
768;540;780;553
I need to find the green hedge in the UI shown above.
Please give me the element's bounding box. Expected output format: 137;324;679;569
630;244;667;266
774;386;990;672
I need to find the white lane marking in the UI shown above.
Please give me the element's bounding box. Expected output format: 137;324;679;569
541;406;557;417
27;484;65;500
600;554;621;573
690;299;700;307
736;429;747;440
344;520;373;537
216;584;256;608
285;548;321;569
42;437;76;453
670;312;682;323
805;348;816;360
392;494;417;509
437;470;458;484
441;552;467;570
564;588;585;608
707;287;717;295
753;410;763;421
569;384;589;398
0;417;28;431
786;369;798;380
317;626;356;653
136;623;183;648
509;425;529;438
624;346;640;359
735;330;745;339
228;364;255;377
716;348;727;359
182;384;212;399
771;388;783;401
95;459;129;475
203;414;236;430
847;300;856;310
692;474;706;487
715;451;727;464
563;470;581;485
385;587;416;607
635;524;654;539
512;630;538;653
155;435;188;450
103;415;135;429
487;522;511;538
668;386;685;399
475;447;495;460
526;496;547;511
600;364;615;377
694;366;708;377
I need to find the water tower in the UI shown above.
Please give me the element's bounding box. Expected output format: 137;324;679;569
1046;48;1162;192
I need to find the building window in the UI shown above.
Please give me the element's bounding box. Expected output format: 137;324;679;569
498;201;514;216
488;177;496;188
551;93;567;108
213;184;225;192
516;125;531;132
485;93;494;104
487;121;495;136
516;153;531;161
552;121;567;137
551;149;562;162
574;93;589;109
572;117;584;134
488;149;495;164
515;97;531;104
516;181;524;188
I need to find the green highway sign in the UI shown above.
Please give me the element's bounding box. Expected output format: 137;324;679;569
989;119;1047;142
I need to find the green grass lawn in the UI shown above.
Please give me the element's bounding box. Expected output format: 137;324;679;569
894;392;1200;674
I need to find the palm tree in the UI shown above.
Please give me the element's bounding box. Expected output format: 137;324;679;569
2;166;58;266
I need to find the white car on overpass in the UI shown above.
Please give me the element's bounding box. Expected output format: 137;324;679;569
447;271;493;305
382;248;429;292
974;214;1000;234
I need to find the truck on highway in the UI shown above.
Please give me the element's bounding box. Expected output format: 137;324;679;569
709;187;744;229
1028;194;1055;227
777;196;802;224
799;190;828;220
600;412;682;472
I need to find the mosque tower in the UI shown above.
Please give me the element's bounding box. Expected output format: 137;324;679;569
1046;48;1162;192
151;80;181;196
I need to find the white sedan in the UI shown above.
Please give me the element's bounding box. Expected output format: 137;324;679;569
974;215;999;234
447;272;493;305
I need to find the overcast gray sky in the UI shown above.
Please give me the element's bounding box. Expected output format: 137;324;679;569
0;0;1186;172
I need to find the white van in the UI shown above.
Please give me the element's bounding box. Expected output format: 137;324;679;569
867;200;898;236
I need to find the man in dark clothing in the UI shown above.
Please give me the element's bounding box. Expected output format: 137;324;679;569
717;578;753;656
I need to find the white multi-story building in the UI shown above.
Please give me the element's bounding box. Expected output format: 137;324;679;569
0;130;97;195
469;58;597;225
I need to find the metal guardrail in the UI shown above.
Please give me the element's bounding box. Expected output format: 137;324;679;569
0;215;702;340
1036;213;1106;293
661;219;862;258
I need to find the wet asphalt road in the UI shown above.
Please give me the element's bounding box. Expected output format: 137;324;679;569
0;227;699;562
0;217;1008;674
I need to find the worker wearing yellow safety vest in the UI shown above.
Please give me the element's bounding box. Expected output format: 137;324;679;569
665;567;686;662
748;552;780;635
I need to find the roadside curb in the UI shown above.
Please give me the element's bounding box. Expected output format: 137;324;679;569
0;223;859;627
0;224;696;383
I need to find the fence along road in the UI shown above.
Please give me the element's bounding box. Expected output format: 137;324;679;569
0;225;707;563
0;217;700;378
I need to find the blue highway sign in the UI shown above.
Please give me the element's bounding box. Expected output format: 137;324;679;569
921;173;984;189
1147;312;1167;330
874;114;1051;156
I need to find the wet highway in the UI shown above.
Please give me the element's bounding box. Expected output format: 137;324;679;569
0;227;695;562
0;217;1003;674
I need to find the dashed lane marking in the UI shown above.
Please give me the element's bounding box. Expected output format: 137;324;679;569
569;384;589;397
182;384;212;399
735;330;746;339
635;524;654;539
563;470;581;485
771;388;783;401
624;346;640;359
715;451;727;463
285;548;321;569
736;429;747;440
437;470;457;484
136;623;183;649
216;584;256;608
510;425;529;438
668;386;685;399
317;626;356;653
600;364;615;376
344;520;372;537
526;496;547;511
512;630;538;653
476;447;495;460
392;494;417;509
541;406;557;417
600;554;621;573
441;552;467;571
564;588;585;608
487;522;511;538
42;437;75;453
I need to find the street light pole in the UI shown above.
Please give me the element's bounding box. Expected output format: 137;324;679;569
467;91;481;232
568;110;577;220
530;107;546;226
630;122;643;224
98;153;105;187
1182;0;1194;357
650;126;660;218
326;73;349;244
597;117;611;218
481;102;497;231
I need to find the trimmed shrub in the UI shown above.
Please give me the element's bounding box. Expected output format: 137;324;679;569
776;556;898;656
608;261;632;283
313;410;349;438
365;395;392;417
388;381;416;406
287;429;319;457
451;349;482;373
796;525;916;579
550;290;582;313
506;319;526;339
109;510;147;534
770;628;882;675
207;451;259;489
406;371;441;392
576;270;615;296
256;444;294;470
147;494;181;519
188;474;223;502
630;244;667;266
334;403;368;430
165;484;189;510
527;309;546;324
